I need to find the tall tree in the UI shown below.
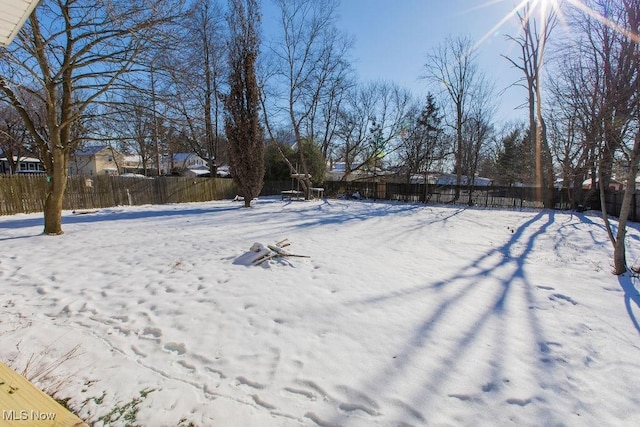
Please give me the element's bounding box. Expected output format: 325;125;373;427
166;0;227;175
553;0;639;273
582;0;639;274
460;74;495;202
461;107;494;204
424;35;485;201
224;0;264;207
266;0;352;198
504;3;558;208
0;0;181;234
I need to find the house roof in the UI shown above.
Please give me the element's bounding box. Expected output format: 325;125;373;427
74;145;114;156
0;156;41;163
172;153;206;162
0;0;41;46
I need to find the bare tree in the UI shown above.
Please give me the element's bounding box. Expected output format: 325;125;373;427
504;4;558;207
224;0;264;207
581;0;639;274
461;92;495;204
551;0;639;274
266;0;352;198
546;57;598;206
164;0;227;175
0;0;182;234
424;35;484;201
333;80;415;181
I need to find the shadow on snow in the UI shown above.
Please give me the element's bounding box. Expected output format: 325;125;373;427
330;211;562;425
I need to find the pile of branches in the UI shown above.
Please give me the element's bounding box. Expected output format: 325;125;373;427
249;239;309;266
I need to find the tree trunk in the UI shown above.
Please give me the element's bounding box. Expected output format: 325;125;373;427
454;103;463;201
612;135;640;274
613;232;627;275
43;147;68;235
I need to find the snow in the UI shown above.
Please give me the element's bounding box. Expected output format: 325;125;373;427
1;197;639;426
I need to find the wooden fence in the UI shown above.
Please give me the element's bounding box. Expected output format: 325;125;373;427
0;175;238;215
3;175;640;222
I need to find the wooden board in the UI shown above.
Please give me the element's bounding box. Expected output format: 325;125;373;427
0;362;88;426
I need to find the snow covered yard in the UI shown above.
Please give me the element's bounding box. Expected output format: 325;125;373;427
0;197;639;426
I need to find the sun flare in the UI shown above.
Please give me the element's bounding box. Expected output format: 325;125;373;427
472;0;640;49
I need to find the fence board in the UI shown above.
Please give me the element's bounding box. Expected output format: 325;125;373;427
0;175;237;216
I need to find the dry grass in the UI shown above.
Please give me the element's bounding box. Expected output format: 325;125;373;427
8;340;84;398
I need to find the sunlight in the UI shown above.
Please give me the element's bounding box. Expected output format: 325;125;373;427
472;0;640;48
471;0;561;51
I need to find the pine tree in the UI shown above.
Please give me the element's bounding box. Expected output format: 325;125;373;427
224;0;264;207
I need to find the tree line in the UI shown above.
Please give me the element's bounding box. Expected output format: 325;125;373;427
0;0;638;273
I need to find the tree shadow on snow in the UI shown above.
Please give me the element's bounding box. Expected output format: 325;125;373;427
617;274;640;336
276;198;427;229
331;211;561;425
575;213;640;335
0;205;242;233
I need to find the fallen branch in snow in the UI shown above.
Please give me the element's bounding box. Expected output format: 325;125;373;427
250;239;309;266
72;209;99;215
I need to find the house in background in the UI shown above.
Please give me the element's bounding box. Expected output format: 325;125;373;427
69;146;124;176
582;178;624;192
326;162;367;181
430;173;493;186
164;152;220;177
121;154;157;176
0;154;45;174
165;153;209;174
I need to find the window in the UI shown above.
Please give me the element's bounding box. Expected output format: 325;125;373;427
19;163;27;170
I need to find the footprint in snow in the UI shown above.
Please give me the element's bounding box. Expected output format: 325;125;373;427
163;342;187;355
139;327;162;340
549;293;578;305
236;376;265;390
177;360;196;372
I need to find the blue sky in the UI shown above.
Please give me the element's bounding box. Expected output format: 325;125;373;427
263;0;530;123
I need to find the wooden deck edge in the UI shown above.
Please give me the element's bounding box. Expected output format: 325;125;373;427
0;362;88;426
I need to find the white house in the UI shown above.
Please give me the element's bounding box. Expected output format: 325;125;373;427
165;153;209;174
0;155;45;174
326;162;368;181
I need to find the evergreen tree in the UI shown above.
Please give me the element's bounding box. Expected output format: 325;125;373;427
264;141;293;182
496;127;536;186
400;94;445;180
496;128;520;186
224;0;264;207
